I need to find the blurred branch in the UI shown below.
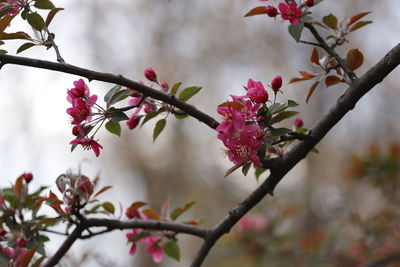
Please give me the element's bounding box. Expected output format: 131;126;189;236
0;54;219;130
190;43;400;267
43;216;209;267
365;253;400;267
304;23;357;82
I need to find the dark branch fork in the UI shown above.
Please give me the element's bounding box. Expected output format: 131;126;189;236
1;43;399;266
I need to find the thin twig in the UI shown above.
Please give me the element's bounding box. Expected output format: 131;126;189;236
43;25;65;64
299;40;322;47
304;23;357;82
0;54;219;129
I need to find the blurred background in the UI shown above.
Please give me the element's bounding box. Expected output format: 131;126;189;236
0;0;400;266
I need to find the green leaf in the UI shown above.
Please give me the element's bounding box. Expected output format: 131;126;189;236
178;86;202;101
108;89;132;106
27;12;45;31
105;120;121;137
287;100;299;108
128;231;151;243
270;127;292;137
0;15;15;33
34;0;55;9
173;110;188;119
102;202;115;214
241;162;252;176
141;108;165;126
17;42;36;54
311;147;319;153
288;22;304;43
301;15;313;23
0;49;6;54
153;119;166;142
110;110;129;122
170;82;182;96
255;167;267;181
164;240;180;261
45;8;64;26
271;111;299;124
104;85;122;104
322;13;338;29
170;201;196;221
270;103;287;114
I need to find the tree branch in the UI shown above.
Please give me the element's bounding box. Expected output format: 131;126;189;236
304;23;357;82
43;216;209;267
0;54;219;130
190;43;400;267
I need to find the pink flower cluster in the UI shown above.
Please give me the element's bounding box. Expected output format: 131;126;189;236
0;0;21;18
0;229;29;267
66;79;103;157
125;208;165;263
217;77;282;166
125;89;156;130
260;0;304;25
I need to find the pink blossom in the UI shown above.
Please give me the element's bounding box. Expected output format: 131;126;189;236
140;236;164;263
246;79;269;104
241;100;260;120
271;75;282;92
70;138;103;157
218;123;263;166
126;116;141;130
294;117;304;128
22;172;33;183
306;0;314;7
235;214;268;233
66;99;92;125
16;237;26;248
67;79;97;106
161;82;169;91
126;229;139;255
144;67;157;82
278;2;302;25
216;105;245;135
0;1;20;18
265;6;278;17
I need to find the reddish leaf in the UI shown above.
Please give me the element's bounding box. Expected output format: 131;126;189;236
348;11;371;26
0;15;15;33
306;81;319;103
346;48;364;70
0;32;31;40
93;185;112;197
170;201;196;221
325;75;342;87
349;21;372;32
244;6;266;17
310;48;320;66
289;71;316;84
142;208;160;220
127;201;147;212
224;163;244;178
218;101;243;110
47;191;63;214
14;174;24;196
299;71;316;79
45;8;64;26
21;247;37;267
34;197;47;209
162;197;171;219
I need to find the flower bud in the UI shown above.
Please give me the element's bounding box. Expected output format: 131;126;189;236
126;116;140;130
257;116;265;122
23;172;33;183
265;6;278;17
306;0;314;7
271;75;282;92
144;67;157;82
17;237;26;248
0;229;6;236
294;118;304;128
161;82;169;91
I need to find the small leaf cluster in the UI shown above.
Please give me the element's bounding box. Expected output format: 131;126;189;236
0;0;63;54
